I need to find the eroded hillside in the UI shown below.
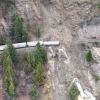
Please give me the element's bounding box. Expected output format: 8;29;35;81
0;0;100;100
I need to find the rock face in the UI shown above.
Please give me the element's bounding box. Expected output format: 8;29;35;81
14;0;100;42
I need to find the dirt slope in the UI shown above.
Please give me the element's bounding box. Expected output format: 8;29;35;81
1;0;100;100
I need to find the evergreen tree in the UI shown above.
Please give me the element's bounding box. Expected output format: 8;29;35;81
9;82;15;95
20;51;27;64
6;38;17;63
27;52;33;68
31;85;37;100
37;27;41;38
34;42;47;68
14;12;28;42
20;51;27;71
34;63;44;85
14;12;23;42
86;50;92;61
68;83;80;100
42;50;47;63
2;49;15;96
34;49;43;68
22;28;28;42
0;36;2;45
36;42;43;53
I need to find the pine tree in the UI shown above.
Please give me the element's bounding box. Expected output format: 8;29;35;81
37;27;41;38
9;82;15;95
31;85;37;100
68;83;80;100
2;49;15;95
14;12;23;42
6;38;17;63
20;51;27;71
22;28;28;42
34;49;43;68
36;42;43;53
42;50;47;63
27;52;33;68
20;51;27;64
34;63;44;85
14;12;28;42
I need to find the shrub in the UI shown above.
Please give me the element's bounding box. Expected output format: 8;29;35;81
96;76;99;81
6;38;17;63
34;63;44;85
31;85;37;100
37;27;41;38
59;21;62;25
98;3;100;8
94;42;99;45
68;83;80;100
11;94;16;100
86;0;88;3
86;51;92;61
91;0;94;4
82;43;85;46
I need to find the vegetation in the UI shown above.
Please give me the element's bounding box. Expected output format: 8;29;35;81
6;38;17;63
22;28;28;42
20;51;27;71
94;42;99;45
96;76;99;81
31;85;37;100
59;21;63;25
68;83;80;100
91;0;94;4
20;51;34;73
34;42;47;68
82;43;85;46
27;52;34;68
34;43;43;68
0;35;7;46
14;12;28;42
98;3;100;8
2;49;15;96
0;0;6;5
37;27;41;38
0;0;14;7
42;50;47;63
86;50;92;61
86;0;88;3
34;63;44;85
